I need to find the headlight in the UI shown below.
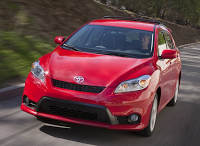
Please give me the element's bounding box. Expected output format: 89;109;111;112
114;75;151;93
31;60;45;82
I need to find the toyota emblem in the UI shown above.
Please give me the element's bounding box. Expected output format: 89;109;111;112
74;76;84;83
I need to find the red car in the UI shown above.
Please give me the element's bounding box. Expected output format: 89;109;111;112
21;16;181;136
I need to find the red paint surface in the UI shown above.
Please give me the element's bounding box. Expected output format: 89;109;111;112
89;19;155;31
21;19;181;131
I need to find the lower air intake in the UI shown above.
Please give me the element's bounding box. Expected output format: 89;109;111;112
36;97;111;124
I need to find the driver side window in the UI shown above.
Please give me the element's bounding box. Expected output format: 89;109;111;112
158;31;167;56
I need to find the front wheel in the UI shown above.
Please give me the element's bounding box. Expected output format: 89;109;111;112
137;93;158;137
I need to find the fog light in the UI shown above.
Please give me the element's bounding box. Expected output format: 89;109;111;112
128;114;140;124
24;97;30;106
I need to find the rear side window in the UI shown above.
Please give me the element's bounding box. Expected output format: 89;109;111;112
164;32;174;50
158;32;167;56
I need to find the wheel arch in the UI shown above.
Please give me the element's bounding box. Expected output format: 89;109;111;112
178;71;181;88
156;87;161;107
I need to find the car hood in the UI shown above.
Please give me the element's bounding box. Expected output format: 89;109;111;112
46;47;152;87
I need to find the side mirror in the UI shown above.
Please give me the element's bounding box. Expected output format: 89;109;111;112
161;49;177;59
55;36;65;45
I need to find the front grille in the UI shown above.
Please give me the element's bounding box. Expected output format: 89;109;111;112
36;97;111;124
52;79;105;93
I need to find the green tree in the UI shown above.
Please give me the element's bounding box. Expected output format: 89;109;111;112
115;0;200;28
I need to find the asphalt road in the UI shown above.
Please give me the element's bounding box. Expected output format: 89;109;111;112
0;44;200;146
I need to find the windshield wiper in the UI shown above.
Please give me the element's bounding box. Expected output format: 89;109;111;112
101;51;137;58
62;44;81;51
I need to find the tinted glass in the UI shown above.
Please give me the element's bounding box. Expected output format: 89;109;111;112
158;32;167;56
63;25;154;58
164;32;174;50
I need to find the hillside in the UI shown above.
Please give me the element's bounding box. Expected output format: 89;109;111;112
0;0;200;85
0;0;129;42
109;0;200;29
0;0;129;84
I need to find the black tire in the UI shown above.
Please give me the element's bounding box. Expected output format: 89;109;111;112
136;93;158;137
168;79;179;106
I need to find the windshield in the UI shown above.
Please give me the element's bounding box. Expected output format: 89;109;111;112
63;24;154;58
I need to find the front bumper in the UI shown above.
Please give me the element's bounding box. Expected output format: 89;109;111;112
21;73;156;131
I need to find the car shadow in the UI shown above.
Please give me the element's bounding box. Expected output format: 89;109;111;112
39;100;200;146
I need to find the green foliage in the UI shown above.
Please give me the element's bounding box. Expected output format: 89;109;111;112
158;33;165;45
7;2;19;11
115;0;200;28
0;31;54;83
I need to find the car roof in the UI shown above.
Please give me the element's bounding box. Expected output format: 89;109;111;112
89;19;156;32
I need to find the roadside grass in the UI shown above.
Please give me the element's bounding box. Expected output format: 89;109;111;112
0;31;55;83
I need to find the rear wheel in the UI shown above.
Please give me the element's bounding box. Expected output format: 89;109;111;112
168;79;179;106
137;93;158;137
